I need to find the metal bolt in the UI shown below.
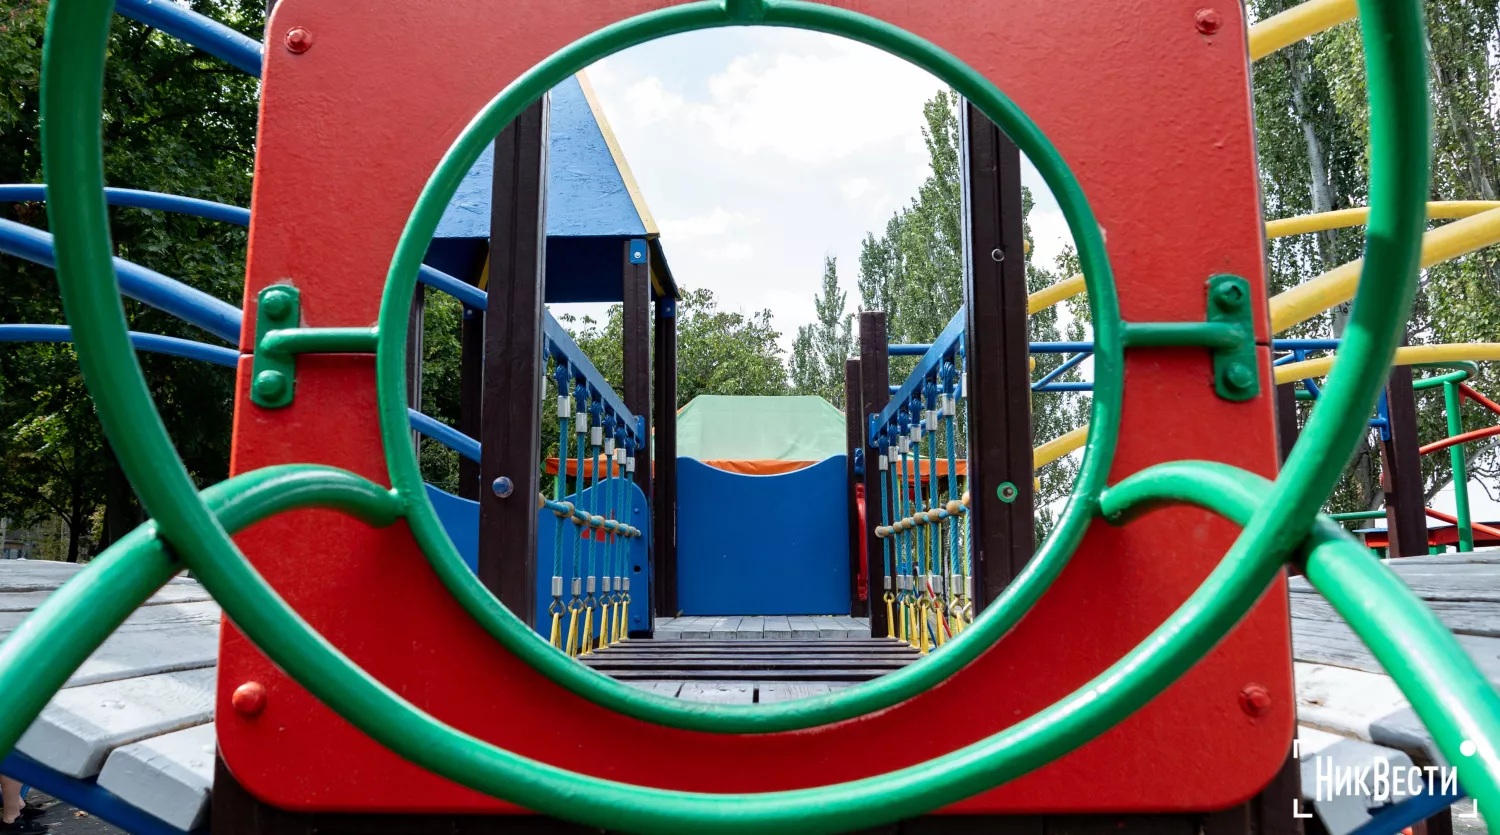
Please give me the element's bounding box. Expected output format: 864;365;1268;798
1212;281;1246;312
997;481;1018;503
232;681;267;716
261;289;294;320
1224;361;1256;391
284;27;314;53
1238;683;1271;716
990;248;1005;262
492;476;514;498
253;370;288;400
1195;8;1223;34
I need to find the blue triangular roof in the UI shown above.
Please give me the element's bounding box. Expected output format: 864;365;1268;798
430;74;675;303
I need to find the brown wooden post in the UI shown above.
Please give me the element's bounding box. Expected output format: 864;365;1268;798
1382;364;1428;558
477;97;548;628
652;291;678;622
961;102;1034;610
1275;382;1300;465
622;240;655;620
458;297;484;500
858;311;891;637
844;357;868;617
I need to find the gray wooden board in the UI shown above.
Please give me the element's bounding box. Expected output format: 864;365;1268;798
758;682;849;703
709;616;741;640
624;681;683;697
96;722;216;832
1295;662;1442;766
0;600;220;688
786;616;820;639
678;682;754;704
0;582;212;613
16;667;216;778
736;616;764;638
1293;593;1500;638
0;561;195;593
1290;570;1500;603
603;668;901;681
762;615;792;638
1292;615;1500;684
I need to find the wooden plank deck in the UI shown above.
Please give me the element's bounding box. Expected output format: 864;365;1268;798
5;551;1495;834
1290;550;1496;833
0;561;216;832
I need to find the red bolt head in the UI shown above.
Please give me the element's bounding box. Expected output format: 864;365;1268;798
1195;8;1223;34
1239;683;1272;716
232;681;268;716
284;27;313;54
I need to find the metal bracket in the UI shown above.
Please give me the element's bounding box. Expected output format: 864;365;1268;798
250;285;301;409
1119;274;1258;402
250;284;380;409
1204;274;1258;402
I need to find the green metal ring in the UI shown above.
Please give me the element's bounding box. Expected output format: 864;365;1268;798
996;481;1018;503
39;0;1429;828
375;0;1125;735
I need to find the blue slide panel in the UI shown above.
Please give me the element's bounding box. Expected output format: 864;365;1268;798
423;481;652;636
676;456;850;615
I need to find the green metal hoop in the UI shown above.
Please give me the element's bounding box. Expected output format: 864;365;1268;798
36;0;1437;829
375;0;1125;735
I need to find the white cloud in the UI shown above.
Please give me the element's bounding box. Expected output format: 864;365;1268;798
697;241;755;262
617;76;686;129
659;207;760;241
840;176;877;201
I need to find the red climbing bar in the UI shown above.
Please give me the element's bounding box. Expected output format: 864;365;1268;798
1424;508;1500;540
1460;383;1500;417
1418;424;1500;456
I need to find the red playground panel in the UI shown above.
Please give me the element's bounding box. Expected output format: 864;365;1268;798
221;0;1290;814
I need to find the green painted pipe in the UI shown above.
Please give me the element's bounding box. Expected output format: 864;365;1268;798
0;464;401;758
1444;380;1475;552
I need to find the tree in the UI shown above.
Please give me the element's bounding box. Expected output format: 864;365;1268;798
0;0;265;558
790;257;853;407
848;89;1088;536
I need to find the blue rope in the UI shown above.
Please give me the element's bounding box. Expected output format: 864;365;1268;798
879;439;892;589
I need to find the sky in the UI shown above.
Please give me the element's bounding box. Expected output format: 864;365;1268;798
556;28;1073;353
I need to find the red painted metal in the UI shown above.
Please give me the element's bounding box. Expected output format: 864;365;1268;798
1425;508;1500;540
855;484;869;602
1418;424;1500;456
1459;384;1500;417
220;0;1288;815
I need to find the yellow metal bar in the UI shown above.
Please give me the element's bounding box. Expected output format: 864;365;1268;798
1275;343;1500;383
1271;206;1500;333
1027;274;1085;315
1035;425;1088;470
1247;0;1358;61
1266;201;1500;239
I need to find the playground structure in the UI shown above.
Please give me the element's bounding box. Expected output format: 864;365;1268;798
2;0;1500;833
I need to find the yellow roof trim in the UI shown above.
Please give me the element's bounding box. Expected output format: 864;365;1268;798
576;68;659;236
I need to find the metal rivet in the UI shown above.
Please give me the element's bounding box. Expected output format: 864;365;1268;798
1212;281;1245;312
253;370;288;400
990;248;1005;262
261;289;294;320
492;476;514;498
1195;8;1223;34
996;481;1018;503
284;27;314;53
232;681;267;716
1224;361;1256;392
1238;683;1271;716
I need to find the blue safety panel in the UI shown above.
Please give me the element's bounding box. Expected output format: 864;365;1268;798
424;481;652;636
676;457;850;615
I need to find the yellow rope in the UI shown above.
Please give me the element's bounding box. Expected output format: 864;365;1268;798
565;608;581;658
580;606;595;656
549;611;562;649
600;604;612;652
884;594;895;639
1247;0;1358;61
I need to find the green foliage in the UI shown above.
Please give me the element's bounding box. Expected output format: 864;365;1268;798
1249;0;1500;512
0;0;264;559
849;89;1088;536
789;257;853;407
